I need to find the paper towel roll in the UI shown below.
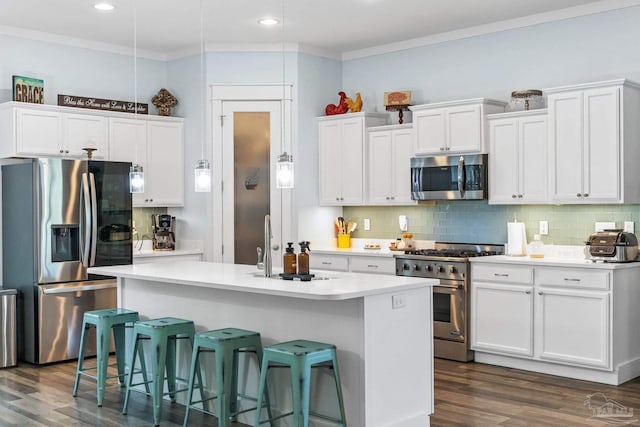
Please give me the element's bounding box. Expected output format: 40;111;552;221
507;222;527;256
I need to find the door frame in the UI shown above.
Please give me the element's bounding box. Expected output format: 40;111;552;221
210;84;294;264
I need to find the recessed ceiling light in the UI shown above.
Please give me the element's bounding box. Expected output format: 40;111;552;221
259;17;280;26
94;3;115;11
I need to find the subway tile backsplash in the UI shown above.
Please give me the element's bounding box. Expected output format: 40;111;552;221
344;202;640;246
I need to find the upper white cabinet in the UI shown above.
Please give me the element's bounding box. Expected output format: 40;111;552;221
318;113;387;206
410;99;505;155
367;124;416;205
488;110;548;204
0;105;108;159
109;117;184;207
546;79;640;204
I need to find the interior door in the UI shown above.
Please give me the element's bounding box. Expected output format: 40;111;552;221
220;101;283;266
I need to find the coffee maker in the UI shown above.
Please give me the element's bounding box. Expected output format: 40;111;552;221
151;214;176;251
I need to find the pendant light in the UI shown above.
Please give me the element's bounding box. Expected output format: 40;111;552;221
194;0;211;192
276;0;294;189
129;0;144;193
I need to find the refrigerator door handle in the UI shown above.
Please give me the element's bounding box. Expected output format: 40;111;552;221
89;172;98;266
81;173;91;267
41;282;117;295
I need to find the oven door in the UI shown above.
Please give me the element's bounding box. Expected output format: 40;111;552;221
433;279;466;342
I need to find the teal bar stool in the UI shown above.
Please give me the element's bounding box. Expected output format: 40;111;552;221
254;339;347;427
72;308;148;406
122;317;201;426
183;328;274;427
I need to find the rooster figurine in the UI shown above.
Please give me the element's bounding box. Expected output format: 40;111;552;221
345;92;363;113
325;91;349;115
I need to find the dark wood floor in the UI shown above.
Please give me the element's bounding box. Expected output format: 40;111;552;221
1;357;640;426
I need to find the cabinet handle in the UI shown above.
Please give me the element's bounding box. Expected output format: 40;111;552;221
518;194;523;198
445;147;450;151
564;278;581;282
494;273;509;277
390;196;395;200
584;193;589;197
538;291;543;295
65;150;69;154
577;193;582;198
440;147;445;151
367;265;378;268
59;149;64;154
512;194;517;199
321;261;332;265
386;197;390;200
525;290;531;294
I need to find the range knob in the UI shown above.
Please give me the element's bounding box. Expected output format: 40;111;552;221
449;266;456;274
403;263;411;271
425;265;433;272
413;264;421;271
437;265;445;273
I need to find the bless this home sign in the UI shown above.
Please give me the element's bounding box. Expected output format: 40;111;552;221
13;75;44;104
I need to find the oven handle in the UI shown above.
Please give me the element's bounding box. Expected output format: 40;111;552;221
457;156;466;198
434;283;463;290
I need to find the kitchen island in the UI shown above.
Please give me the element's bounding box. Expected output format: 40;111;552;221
89;261;436;427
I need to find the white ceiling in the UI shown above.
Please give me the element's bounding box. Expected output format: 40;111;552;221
0;0;637;59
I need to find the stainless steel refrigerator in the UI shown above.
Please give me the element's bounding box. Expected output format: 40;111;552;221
2;158;132;364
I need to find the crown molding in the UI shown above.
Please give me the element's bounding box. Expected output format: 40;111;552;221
0;24;167;61
342;0;640;60
165;42;340;62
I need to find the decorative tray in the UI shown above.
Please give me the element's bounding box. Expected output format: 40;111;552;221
279;273;315;282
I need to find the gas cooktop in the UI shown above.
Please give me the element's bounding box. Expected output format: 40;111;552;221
396;242;505;261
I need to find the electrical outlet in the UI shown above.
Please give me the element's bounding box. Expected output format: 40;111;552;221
539;220;548;235
399;215;408;232
364;218;371;231
392;294;406;310
624;221;635;233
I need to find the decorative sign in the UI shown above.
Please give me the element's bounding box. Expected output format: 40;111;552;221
384;91;412;106
13;75;44;104
57;94;148;114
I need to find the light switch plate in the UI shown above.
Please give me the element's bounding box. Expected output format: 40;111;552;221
595;221;616;232
399;215;408;232
624;221;634;233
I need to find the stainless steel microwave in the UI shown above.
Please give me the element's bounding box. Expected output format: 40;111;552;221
410;154;488;200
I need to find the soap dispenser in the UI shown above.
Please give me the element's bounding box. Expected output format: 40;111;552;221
529;234;544;258
298;241;310;275
283;242;297;275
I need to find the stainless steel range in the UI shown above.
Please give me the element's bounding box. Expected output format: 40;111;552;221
395;242;504;362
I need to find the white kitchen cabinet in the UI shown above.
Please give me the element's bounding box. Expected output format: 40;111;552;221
318;113;387;206
471;264;534;357
0;103;108;159
488;111;547;204
546;79;640;204
367;124;416;205
409;98;505;155
470;260;640;384
310;252;395;275
109;117;184;207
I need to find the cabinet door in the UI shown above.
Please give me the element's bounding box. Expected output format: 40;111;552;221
340;118;364;205
390;128;416;204
368;131;393;204
109;118;148;205
146;121;184;206
319;120;344;205
15;108;62;156
488;118;519;204
582;87;620;202
536;288;610;369
446;104;483;153
548;91;584;202
471;281;533;357
414;109;446;155
519;115;548;203
63;113;108;159
308;253;349;272
349;256;395;275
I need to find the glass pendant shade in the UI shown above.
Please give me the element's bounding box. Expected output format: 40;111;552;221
195;159;211;192
276;152;294;189
129;164;144;193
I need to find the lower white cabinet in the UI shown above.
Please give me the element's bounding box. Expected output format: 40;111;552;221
470;261;640;384
310;253;394;275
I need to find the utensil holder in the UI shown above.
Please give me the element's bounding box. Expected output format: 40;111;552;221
337;234;351;248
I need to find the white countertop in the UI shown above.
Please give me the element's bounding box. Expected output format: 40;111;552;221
471;255;640;269
312;238;435;258
132;239;203;258
88;261;436;300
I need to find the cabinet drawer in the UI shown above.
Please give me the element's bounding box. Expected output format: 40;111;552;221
536;268;610;290
472;264;533;284
309;254;349;272
350;256;395;275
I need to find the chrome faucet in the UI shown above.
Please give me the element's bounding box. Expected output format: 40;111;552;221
256;214;273;277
